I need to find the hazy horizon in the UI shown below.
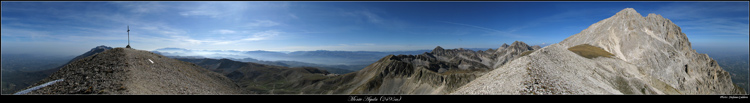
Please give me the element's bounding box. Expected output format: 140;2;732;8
2;1;748;56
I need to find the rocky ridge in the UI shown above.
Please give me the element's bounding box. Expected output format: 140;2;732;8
304;41;538;94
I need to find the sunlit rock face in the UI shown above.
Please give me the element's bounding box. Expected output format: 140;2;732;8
453;8;745;95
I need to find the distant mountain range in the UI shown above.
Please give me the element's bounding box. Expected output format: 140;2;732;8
164;55;360;74
151;47;496;66
151;47;498;73
226;59;360;74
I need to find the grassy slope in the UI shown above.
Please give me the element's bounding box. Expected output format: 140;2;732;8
519;50;535;57
567;44;615;59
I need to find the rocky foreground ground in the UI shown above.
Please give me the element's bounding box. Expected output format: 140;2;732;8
25;48;242;94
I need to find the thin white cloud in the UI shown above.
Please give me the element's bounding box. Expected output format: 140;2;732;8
678;17;749;36
179;10;221;18
1;17;19;21
358;43;376;46
341;10;384;24
277;43;431;51
243;30;281;41
114;2;168;14
360;11;383;24
215;29;237;34
0;27;53;40
143;32;282;51
336;8;416;31
654;2;748;20
208;30;282;45
247;20;281;27
136;22;188;36
288;13;299;19
177;2;223;18
176;2;252;20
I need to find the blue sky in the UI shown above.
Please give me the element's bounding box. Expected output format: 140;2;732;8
1;1;748;56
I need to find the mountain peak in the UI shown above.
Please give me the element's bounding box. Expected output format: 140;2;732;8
496;43;510;52
508;41;533;51
619;8;636;12
432;46;445;52
62;45;113;65
456;8;745;95
473;8;745;95
510;41;527;47
615;8;641;17
93;45;113;51
560;8;693;62
490;41;534;68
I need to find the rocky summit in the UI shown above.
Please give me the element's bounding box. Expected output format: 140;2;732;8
22;48;242;94
452;8;745;95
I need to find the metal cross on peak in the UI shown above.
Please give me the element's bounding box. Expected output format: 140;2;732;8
127;25;131;48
